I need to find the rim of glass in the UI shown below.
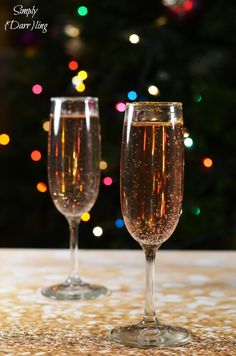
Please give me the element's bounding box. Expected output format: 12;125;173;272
50;96;98;102
126;101;182;106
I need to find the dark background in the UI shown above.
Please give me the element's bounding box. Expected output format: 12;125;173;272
0;0;236;250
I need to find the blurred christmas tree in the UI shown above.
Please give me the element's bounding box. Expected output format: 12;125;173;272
0;0;236;249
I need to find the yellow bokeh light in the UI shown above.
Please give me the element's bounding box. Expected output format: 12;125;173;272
0;134;10;145
155;16;168;27
184;128;190;138
43;121;49;132
81;212;90;222
78;70;88;80
64;24;80;38
24;46;38;57
148;85;160;96
76;83;85;92
99;160;108;170
129;34;140;44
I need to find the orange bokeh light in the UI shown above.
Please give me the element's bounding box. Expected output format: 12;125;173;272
37;182;47;193
31;150;42;161
68;60;79;71
202;157;213;168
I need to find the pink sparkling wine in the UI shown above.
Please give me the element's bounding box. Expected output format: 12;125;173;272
48;114;100;218
121;121;184;247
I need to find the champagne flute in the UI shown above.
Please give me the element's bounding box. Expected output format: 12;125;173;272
41;97;109;300
111;102;191;347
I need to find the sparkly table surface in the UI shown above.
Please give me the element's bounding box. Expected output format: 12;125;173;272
0;249;235;356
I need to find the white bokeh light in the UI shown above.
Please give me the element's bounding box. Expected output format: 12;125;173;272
129;34;140;44
93;226;103;237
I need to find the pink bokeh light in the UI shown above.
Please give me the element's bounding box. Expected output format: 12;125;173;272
32;84;43;95
115;102;126;112
103;176;113;186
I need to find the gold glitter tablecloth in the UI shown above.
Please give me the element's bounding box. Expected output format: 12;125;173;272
0;249;235;355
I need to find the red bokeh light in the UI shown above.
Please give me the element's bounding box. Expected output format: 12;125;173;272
183;0;193;11
68;60;79;71
31;150;42;162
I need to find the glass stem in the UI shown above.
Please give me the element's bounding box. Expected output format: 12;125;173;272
68;217;80;279
143;247;158;324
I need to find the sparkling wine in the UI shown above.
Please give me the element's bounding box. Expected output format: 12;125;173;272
48;114;100;218
121;121;184;247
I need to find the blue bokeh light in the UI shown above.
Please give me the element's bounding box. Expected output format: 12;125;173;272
127;91;137;101
115;218;124;228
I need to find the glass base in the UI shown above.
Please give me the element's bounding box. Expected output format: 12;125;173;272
111;321;191;348
41;276;110;300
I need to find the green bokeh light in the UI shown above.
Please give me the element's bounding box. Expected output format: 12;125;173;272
194;94;202;102
77;6;88;16
191;207;201;216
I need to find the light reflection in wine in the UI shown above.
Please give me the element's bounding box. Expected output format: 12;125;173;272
61;126;65;194
161;125;166;217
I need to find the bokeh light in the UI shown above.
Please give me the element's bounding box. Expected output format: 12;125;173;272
81;212;90;222
24;46;38;58
0;133;10;145
64;24;80;38
93;226;103;237
68;60;79;71
148;85;160;96
32;84;43;95
155;16;168;27
183;0;194;12
37;182;47;193
78;70;88;80
191;207;201;216
162;0;194;13
77;6;88;16
129;34;140;44
42;121;49;132
127;91;137;101
72;76;82;86
103;176;113;186
202;157;213;168
184;137;193;148
75;83;85;92
184;128;190;138
162;0;175;6
115;102;126;112
99;161;108;170
31;150;42;162
115;218;124;228
195;94;202;102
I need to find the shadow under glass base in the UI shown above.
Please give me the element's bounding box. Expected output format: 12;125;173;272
111;320;191;348
41;276;110;301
